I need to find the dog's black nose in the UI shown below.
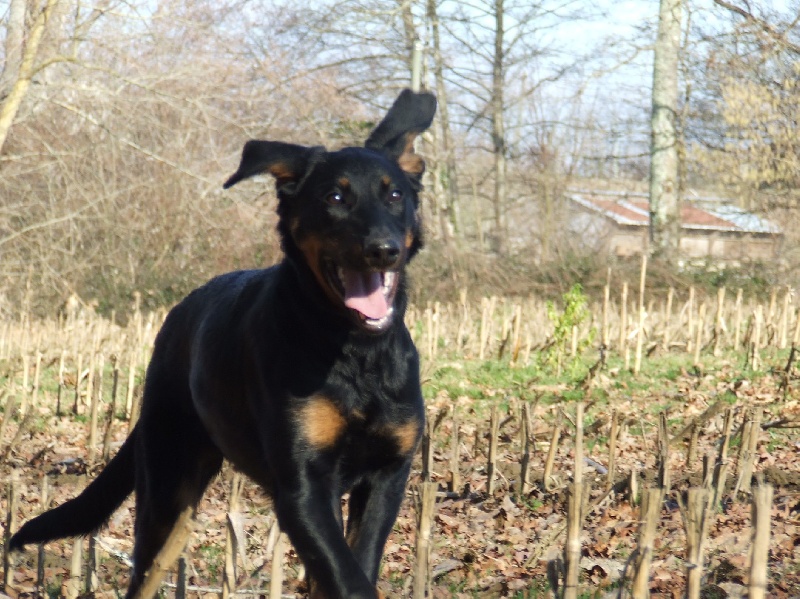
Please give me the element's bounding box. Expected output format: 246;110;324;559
365;239;401;269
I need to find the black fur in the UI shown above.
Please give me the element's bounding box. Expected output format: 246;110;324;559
10;89;437;599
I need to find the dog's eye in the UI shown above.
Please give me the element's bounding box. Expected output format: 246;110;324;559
325;192;344;205
388;189;403;203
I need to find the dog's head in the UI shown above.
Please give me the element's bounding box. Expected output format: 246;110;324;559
224;89;437;333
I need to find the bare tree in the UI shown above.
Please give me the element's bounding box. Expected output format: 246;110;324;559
0;0;62;155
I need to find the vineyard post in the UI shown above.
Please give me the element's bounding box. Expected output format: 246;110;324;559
36;477;49;594
710;408;733;510
693;302;706;366
413;482;438;599
734;288;743;350
752;306;763;371
686;286;695;354
681;488;710;599
72;353;83;415
88;354;104;461
487;405;500;495
222;473;243;599
601;268;610;348
734;408;762;497
102;356;120;462
662;286;674;350
563;403;584;599
176;557;188;599
713;287;726;357
634;254;647;375
3;475;18;591
130;505;195;599
606;410;618;491
518;402;532;500
449;408;460;494
56;350;66;417
267;520;284;599
779;287;790;349
618;282;628;358
543;413;562;491
85;535;98;593
631;487;663;598
65;537;83;599
749;484;773;599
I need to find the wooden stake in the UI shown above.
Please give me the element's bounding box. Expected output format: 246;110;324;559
36;477;49;594
65;537;83;599
662;286;674;350
102;356;120;462
602;269;610;348
749;484;773;599
657;412;670;491
56;350;66;417
3;475;19;591
631;487;663;599
619;282;628;356
564;404;585;599
543;414;562;491
518;402;532;499
607;410;618;491
413;482;438;599
449;409;461;494
680;488;710;599
73;353;83;415
269;527;286;599
693;302;706;367
711;408;734;511
131;505;195;599
487;405;500;495
634;254;647;374
223;473;243;599
88;354;104;461
85;535;99;593
752;305;763;371
779;288;790;349
713;287;726;357
735;408;762;497
687;286;695;353
176;556;188;599
734;288;744;350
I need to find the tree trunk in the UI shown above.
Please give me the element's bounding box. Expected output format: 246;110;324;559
427;0;461;242
0;0;61;156
649;0;682;261
491;0;508;254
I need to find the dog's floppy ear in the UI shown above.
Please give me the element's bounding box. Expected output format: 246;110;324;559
223;141;320;191
365;89;437;179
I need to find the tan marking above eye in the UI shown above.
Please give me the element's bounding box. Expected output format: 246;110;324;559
337;177;351;190
381;175;392;187
298;396;346;450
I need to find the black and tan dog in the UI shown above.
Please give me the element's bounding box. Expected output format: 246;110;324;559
10;89;437;598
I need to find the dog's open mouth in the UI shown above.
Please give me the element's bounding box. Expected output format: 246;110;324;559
326;265;399;331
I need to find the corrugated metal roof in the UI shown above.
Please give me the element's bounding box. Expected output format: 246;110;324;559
568;192;781;235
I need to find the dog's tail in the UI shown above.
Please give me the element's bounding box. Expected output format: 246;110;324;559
9;426;137;550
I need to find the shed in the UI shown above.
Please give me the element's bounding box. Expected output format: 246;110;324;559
567;191;782;263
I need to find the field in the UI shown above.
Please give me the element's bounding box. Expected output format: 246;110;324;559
1;283;800;598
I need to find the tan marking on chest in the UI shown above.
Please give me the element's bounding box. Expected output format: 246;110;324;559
387;417;422;455
298;396;346;450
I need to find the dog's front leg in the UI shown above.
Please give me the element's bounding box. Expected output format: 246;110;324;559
274;476;377;599
345;461;412;585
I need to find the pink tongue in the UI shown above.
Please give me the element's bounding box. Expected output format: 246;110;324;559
342;271;389;320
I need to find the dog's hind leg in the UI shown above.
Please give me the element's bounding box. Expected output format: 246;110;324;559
125;397;223;598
